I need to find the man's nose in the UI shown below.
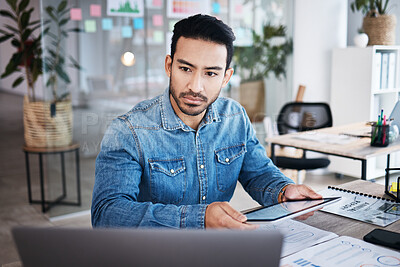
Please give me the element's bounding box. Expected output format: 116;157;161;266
188;72;204;92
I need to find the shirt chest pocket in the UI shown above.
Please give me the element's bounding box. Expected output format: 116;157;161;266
149;157;186;205
215;144;246;192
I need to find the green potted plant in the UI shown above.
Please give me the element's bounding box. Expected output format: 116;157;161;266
0;0;43;101
233;24;292;121
350;0;396;45
44;0;82;105
0;0;81;148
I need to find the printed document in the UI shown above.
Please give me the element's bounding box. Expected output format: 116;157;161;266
257;219;338;257
280;236;400;267
292;132;358;145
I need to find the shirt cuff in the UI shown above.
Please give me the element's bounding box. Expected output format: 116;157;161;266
179;204;207;229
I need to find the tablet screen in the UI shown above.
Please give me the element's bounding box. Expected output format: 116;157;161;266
244;197;340;222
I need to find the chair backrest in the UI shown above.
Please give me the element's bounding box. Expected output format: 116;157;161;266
277;102;333;135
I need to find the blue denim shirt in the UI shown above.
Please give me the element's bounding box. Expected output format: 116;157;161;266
91;88;293;229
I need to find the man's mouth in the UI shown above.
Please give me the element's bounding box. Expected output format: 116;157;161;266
182;96;204;105
180;92;207;105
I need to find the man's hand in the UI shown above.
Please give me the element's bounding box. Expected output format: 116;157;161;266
282;184;322;202
205;202;258;230
282;185;322;220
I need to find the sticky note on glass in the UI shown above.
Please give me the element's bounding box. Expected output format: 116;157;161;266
235;4;243;13
70;8;82;21
212;3;221;14
122;26;133;38
85;20;97;33
152;15;163;26
102;18;113;30
152;0;163;7
133;18;144;29
153;30;164;43
90;4;101;17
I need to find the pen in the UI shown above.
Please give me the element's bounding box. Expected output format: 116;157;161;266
383;115;386;145
371;115;380;143
339;133;371;138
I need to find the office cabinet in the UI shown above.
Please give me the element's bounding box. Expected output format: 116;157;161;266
329;46;400;179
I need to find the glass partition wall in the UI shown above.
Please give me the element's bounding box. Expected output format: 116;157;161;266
38;0;293;217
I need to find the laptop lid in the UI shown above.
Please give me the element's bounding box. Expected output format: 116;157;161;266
12;227;283;267
389;100;400;131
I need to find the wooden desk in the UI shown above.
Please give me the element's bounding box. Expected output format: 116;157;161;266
267;122;400;180
301;180;400;242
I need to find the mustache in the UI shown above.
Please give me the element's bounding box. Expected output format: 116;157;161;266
179;91;208;101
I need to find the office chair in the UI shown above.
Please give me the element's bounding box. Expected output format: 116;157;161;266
274;102;333;184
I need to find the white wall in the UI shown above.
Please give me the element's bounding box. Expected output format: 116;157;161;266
292;0;348;102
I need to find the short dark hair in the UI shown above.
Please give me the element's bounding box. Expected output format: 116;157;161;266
170;14;236;70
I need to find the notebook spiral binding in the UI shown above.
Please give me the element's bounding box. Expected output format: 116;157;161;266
327;186;397;203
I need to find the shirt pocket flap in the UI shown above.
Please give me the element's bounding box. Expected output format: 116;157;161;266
215;144;246;165
149;158;186;177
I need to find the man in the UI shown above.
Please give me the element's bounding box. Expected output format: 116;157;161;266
91;14;321;229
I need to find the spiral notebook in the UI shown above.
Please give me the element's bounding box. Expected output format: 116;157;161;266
319;186;400;227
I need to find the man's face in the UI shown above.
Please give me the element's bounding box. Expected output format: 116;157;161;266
165;37;233;118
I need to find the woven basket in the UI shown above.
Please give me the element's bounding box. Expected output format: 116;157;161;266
363;14;397;46
239;80;265;122
23;96;73;148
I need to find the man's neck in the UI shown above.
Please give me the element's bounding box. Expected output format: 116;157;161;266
169;95;206;130
180;112;205;130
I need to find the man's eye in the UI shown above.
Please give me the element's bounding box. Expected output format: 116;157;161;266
206;72;217;77
180;67;191;72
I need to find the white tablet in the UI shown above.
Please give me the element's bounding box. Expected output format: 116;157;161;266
243;197;341;223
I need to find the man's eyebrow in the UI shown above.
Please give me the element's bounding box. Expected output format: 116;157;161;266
205;66;223;71
177;59;195;68
176;59;223;71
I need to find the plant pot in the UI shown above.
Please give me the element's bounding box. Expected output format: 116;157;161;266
353;33;369;48
23;96;73;148
239;80;265;122
363;14;397;46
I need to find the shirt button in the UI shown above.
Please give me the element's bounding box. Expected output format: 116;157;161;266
202;196;206;200
170;169;175;174
200;164;204;169
225;158;230;163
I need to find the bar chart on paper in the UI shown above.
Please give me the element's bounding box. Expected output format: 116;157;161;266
280;236;400;267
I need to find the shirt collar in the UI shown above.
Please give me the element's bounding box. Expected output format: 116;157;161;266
160;87;221;131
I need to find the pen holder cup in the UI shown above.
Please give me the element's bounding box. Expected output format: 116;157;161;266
371;124;390;147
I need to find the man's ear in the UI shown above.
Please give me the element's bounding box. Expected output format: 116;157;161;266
221;68;234;88
165;55;172;78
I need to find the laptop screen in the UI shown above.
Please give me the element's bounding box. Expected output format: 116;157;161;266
389;100;400;131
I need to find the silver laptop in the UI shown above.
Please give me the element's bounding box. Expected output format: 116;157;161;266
12;226;283;267
389;100;400;132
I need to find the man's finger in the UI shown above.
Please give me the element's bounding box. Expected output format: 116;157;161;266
218;203;258;230
219;202;247;222
285;184;322;200
205;202;258;229
301;185;322;199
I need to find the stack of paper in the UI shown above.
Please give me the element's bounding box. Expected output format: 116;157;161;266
280;236;400;266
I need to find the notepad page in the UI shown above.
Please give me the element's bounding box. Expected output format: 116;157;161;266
319;187;400;227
